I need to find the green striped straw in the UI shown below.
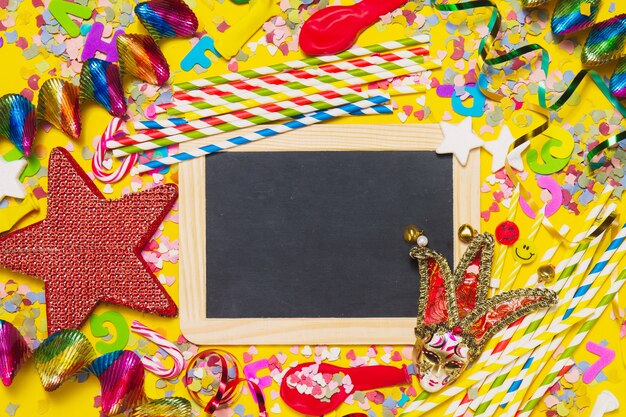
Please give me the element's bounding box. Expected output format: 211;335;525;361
518;267;626;416
174;35;430;91
167;55;430;116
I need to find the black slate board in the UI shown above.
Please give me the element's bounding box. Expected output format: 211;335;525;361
205;151;453;319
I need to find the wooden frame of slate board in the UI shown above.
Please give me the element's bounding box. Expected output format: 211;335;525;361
179;124;480;345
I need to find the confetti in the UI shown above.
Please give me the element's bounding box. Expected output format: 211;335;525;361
4;403;18;417
284;363;352;401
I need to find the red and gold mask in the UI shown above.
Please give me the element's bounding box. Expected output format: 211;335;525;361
410;233;557;393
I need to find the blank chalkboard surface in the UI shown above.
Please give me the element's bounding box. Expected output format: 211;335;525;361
204;151;452;319
179;124;480;345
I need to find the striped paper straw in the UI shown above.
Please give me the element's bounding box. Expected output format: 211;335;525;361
479;188;613;366
485;188;614;364
490;186;520;291
382;83;430;95
473;224;616;416
502;324;594;417
445;227;570;417
169;47;430;107
497;208;545;293
507;360;576;417
443;391;473;416
487;224;570;357
400;195;614;415
471;348;537;416
164;60;441;120
167;53;429;111
134;87;364;131
474;333;572;416
113;85;426;157
458;210;548;413
402;299;594;415
135;96;392;174
496;341;555;415
501;204;617;357
133;83;426;132
497;223;626;415
517;268;626;417
558;222;626;322
496;231;605;366
113;91;378;155
174;35;430;90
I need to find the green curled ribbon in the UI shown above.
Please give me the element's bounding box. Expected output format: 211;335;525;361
432;0;623;243
432;0;626;171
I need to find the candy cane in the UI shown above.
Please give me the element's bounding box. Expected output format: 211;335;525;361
92;117;137;183
130;320;185;379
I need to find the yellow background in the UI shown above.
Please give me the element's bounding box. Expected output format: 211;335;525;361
1;0;626;416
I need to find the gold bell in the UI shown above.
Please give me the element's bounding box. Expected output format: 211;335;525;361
537;264;556;283
458;224;477;244
403;225;423;244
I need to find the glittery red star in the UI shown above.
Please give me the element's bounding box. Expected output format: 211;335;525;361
0;148;178;334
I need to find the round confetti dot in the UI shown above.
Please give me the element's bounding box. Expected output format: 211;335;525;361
495;221;519;245
512;239;537;264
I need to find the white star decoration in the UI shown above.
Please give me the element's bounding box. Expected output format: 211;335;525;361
436;117;484;166
506;141;529;173
0;156;27;202
483;125;520;172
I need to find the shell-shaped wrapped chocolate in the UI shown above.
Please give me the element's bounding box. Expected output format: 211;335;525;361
117;34;170;85
582;14;626;66
80;58;128;117
135;0;198;41
611;58;626;99
37;78;82;139
0;320;31;386
131;397;192;417
87;350;148;415
551;0;599;36
0;94;37;156
33;329;96;391
520;0;551;7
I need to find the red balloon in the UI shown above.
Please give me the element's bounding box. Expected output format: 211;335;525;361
299;0;409;56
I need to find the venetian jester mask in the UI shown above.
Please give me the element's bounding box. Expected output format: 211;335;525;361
410;233;557;393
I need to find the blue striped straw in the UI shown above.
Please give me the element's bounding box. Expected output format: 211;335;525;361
562;222;626;319
500;221;626;406
136;95;392;174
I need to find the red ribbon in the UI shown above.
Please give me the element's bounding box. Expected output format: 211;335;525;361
184;349;267;417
